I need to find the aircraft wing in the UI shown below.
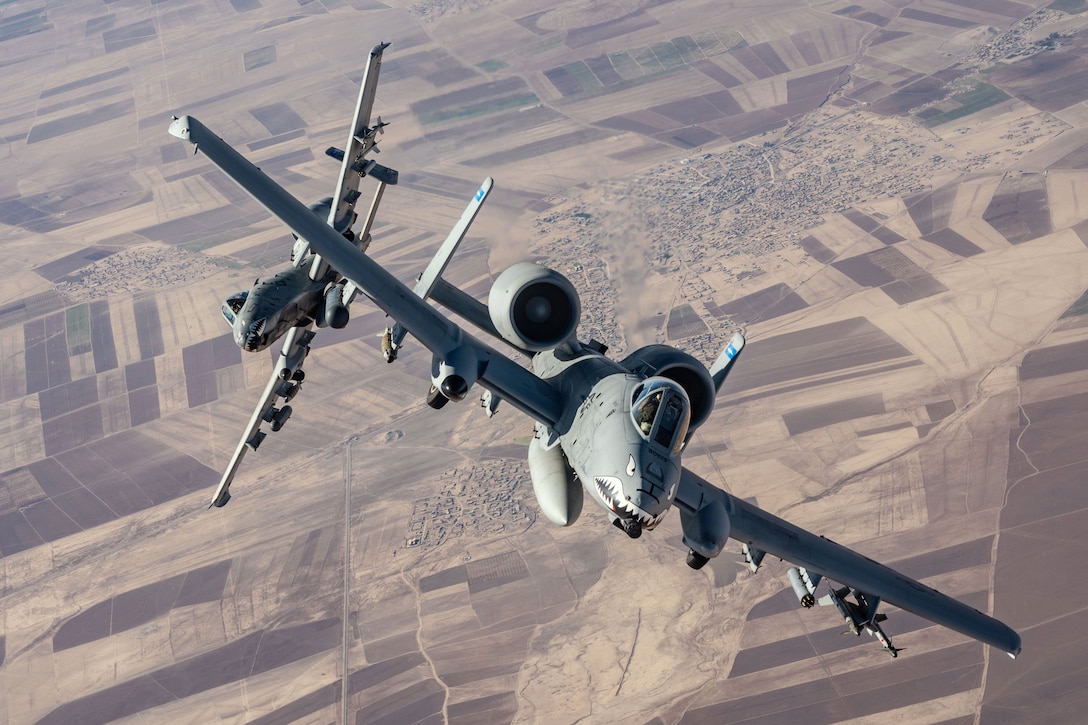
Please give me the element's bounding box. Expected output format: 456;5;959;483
168;115;563;428
327;42;393;235
309;42;397;281
209;324;313;507
675;467;1022;657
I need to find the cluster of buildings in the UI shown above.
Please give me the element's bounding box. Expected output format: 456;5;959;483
966;8;1071;69
61;244;223;303
531;113;942;336
405;460;534;549
666;121;935;258
998;113;1071;152
519;10;1081;355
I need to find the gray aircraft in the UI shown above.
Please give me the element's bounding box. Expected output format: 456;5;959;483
204;43;400;506
167;44;1021;660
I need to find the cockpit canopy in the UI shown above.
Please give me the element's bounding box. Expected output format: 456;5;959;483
630;377;691;455
221;290;249;325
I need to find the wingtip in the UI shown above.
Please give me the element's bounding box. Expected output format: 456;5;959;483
168;114;192;141
1003;630;1022;659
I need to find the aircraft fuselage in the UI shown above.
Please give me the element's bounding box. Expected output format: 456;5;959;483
223;256;334;352
534;349;688;532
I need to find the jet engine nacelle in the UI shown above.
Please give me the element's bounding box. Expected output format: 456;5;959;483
619;345;716;432
291;198;345;261
489;263;580;351
307;197;334;225
679;498;731;561
319;283;350;329
527;428;582;526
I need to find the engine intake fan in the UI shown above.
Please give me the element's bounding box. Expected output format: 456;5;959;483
489;263;580;351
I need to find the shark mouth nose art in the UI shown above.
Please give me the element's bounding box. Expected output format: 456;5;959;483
244;318;266;350
594;476;665;528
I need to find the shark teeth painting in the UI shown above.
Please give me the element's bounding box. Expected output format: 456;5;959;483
594;476;664;528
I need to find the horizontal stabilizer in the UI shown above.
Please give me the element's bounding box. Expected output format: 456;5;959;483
326;148;397;183
710;331;745;393
389;177;493;352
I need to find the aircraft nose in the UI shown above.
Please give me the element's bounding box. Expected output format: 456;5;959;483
243;317;266;351
632;487;667;518
594;474;670;528
638;459;675;503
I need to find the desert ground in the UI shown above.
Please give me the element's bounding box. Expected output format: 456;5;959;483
3;0;1088;723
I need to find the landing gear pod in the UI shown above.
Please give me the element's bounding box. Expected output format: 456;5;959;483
528;428;582;526
679;498;730;566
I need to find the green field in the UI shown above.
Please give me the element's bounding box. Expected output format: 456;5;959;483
924;83;1010;127
66;304;92;356
570;29;743;90
703;29;744;54
672;36;704;64
651;41;686;70
418;93;540;125
634;46;664;73
609;51;645;80
564;60;603;92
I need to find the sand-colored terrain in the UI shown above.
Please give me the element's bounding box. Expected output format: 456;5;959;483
3;0;1088;723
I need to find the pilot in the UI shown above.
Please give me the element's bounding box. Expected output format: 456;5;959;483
635;389;662;434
